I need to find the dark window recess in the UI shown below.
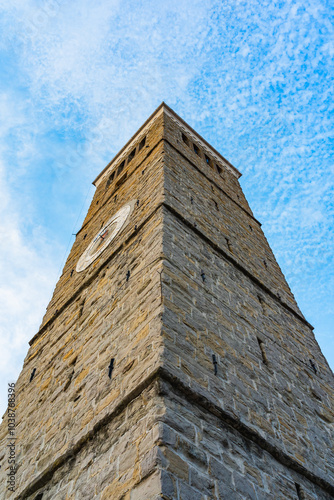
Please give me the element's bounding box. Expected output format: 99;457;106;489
108;358;115;379
249;225;253;232
73;394;81;402
309;359;317;374
257;338;268;365
263;260;268;269
200;270;206;282
213;200;219;211
29;368;37;382
83;233;87;240
117;161;125;176
79;299;85;318
193;143;200;156
34;494;44;500
128;148;136;163
106;171;115;188
182;133;190;146
295;483;306;500
205;154;211;165
115;172;127;187
138;136;146;151
70;269;74;277
212;354;218;375
216;164;223;176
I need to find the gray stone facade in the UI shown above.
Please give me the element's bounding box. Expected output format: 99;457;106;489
0;103;333;499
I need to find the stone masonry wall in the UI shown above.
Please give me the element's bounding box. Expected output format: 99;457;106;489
157;378;333;499
20;382;167;500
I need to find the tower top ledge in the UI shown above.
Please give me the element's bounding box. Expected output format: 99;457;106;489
93;102;241;187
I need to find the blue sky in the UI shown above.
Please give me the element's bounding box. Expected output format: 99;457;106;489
0;0;333;415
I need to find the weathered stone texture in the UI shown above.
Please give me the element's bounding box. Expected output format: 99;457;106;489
19;383;167;500
0;104;333;499
157;379;333;500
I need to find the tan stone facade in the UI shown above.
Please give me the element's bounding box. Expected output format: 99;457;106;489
0;103;333;499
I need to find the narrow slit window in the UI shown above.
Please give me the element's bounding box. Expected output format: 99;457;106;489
128;148;136;163
216;164;224;177
79;299;85;318
257;338;268;365
117;161;125;176
309;359;317;374
295;483;305;500
182;133;190;146
138;136;146;151
108;358;115;379
30;368;37;382
205;154;211;165
193;143;200;156
106;171;115;188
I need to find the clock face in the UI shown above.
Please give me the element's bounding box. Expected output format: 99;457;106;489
76;201;135;272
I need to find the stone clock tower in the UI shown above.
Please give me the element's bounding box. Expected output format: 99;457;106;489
0;103;333;499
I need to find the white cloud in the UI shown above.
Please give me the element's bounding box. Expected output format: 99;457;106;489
0;158;59;416
0;0;333;416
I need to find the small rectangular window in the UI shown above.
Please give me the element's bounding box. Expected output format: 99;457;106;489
128;148;136;163
138;136;146;151
216;164;224;177
193;143;200;156
106;171;115;189
182;133;190;146
117;161;125;176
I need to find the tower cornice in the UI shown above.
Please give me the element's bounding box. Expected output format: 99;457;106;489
93;102;241;187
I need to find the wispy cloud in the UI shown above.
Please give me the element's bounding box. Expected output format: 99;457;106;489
0;0;333;414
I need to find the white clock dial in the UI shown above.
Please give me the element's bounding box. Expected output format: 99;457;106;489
76;201;135;272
